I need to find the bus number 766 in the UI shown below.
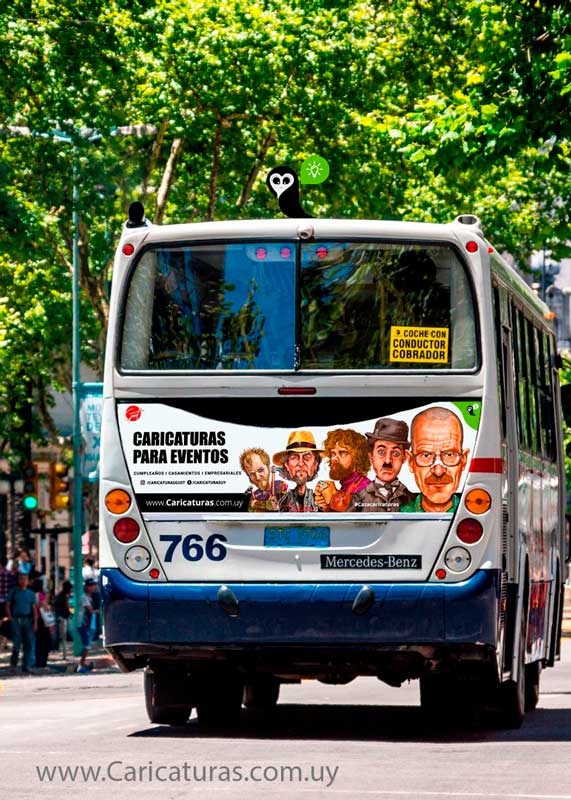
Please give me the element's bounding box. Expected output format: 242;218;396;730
159;534;228;562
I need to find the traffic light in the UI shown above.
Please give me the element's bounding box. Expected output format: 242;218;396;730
50;462;70;511
22;463;38;511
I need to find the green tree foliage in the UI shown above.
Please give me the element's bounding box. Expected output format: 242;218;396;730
0;0;570;457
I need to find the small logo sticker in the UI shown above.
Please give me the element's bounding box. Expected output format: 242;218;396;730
125;405;142;422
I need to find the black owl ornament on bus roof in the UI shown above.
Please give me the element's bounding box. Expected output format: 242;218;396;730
266;166;311;218
266;157;330;218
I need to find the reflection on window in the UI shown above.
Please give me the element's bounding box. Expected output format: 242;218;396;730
121;244;296;370
300;243;476;370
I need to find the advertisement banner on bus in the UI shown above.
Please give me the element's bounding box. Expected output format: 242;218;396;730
117;400;481;516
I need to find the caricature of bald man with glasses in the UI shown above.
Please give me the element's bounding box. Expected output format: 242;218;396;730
400;407;470;514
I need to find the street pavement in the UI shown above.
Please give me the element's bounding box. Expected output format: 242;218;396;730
0;638;117;678
1;640;571;800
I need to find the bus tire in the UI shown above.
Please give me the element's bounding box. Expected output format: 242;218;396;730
144;668;193;726
547;571;562;666
496;605;527;729
524;661;541;712
243;676;280;710
196;672;244;727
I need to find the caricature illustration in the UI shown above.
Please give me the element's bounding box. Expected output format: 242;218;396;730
266;166;312;218
315;429;371;512
240;447;286;512
401;406;469;513
348;418;414;512
273;430;324;512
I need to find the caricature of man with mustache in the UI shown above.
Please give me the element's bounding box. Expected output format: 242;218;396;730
400;407;469;513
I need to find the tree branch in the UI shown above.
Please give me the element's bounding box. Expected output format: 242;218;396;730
44;228;73;275
154;137;185;224
236;68;295;208
35;377;60;443
236;129;276;209
207;124;222;221
141;116;169;199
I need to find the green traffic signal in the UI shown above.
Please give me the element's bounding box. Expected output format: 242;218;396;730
23;494;38;511
22;462;39;512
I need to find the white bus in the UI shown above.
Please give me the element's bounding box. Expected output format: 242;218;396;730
99;208;566;728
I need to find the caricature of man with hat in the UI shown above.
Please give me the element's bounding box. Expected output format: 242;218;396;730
348;417;414;512
273;430;324;512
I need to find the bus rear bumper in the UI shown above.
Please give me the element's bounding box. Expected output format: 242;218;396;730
101;568;500;673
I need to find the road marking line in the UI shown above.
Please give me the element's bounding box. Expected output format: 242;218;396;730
289;792;571;799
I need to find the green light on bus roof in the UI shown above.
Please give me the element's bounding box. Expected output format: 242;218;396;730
22;494;38;511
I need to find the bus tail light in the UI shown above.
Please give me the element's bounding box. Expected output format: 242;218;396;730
456;518;483;544
464;488;491;514
106;489;132;514
113;517;140;543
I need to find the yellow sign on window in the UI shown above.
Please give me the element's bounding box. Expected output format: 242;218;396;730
389;326;449;363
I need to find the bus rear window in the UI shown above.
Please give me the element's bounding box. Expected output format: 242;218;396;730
120;241;477;371
301;242;476;370
121;243;296;370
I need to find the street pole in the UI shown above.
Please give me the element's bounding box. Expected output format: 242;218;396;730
72;149;84;656
9;476;16;556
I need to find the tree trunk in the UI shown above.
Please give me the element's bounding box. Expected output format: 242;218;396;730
207;126;222;221
141;117;170;199
154;137;185;224
236;130;276;210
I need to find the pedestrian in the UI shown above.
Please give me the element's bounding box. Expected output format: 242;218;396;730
5;572;38;674
6;554;18;587
82;557;99;582
35;592;55;668
16;548;32;576
76;578;98;674
0;557;11;650
54;580;73;659
28;575;46;668
83;558;101;638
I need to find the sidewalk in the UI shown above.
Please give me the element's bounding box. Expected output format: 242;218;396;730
0;637;118;678
563;583;571;637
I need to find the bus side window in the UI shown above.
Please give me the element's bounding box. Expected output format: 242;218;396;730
533;326;547;459
513;307;531;451
492;284;507;438
525;318;540;457
541;331;557;461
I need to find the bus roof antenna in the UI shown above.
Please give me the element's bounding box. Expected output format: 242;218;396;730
127;201;146;228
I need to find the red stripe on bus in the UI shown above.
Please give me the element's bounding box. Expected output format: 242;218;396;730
469;458;503;474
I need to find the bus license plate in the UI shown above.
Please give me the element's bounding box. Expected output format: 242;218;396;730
264;526;330;548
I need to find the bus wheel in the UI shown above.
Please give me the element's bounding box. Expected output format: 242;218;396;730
243;676;280;710
196;672;244;727
144;668;193;726
524;662;541;712
496;608;527;728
